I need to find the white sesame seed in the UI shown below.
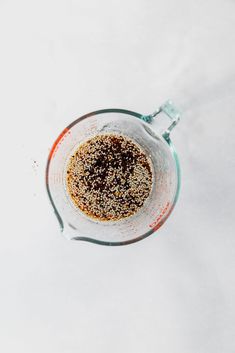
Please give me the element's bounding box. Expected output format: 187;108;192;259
66;133;153;221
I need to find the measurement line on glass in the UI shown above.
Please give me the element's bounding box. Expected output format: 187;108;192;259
149;202;170;229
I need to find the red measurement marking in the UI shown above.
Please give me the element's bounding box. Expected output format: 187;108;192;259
149;202;170;229
48;128;71;160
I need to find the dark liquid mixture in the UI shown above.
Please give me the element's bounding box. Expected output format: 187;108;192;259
66;134;152;221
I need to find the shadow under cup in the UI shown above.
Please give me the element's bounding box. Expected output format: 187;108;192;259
46;109;180;246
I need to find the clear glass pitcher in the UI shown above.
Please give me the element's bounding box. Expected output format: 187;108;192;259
46;100;181;246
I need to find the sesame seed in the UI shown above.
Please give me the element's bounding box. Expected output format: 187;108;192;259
66;133;153;221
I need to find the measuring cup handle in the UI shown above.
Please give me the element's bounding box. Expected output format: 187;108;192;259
142;100;181;140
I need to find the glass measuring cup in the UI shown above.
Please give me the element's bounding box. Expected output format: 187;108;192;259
46;100;181;246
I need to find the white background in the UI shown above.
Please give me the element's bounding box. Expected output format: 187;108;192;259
0;0;235;352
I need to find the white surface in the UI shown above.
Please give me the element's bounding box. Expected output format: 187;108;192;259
0;1;235;352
